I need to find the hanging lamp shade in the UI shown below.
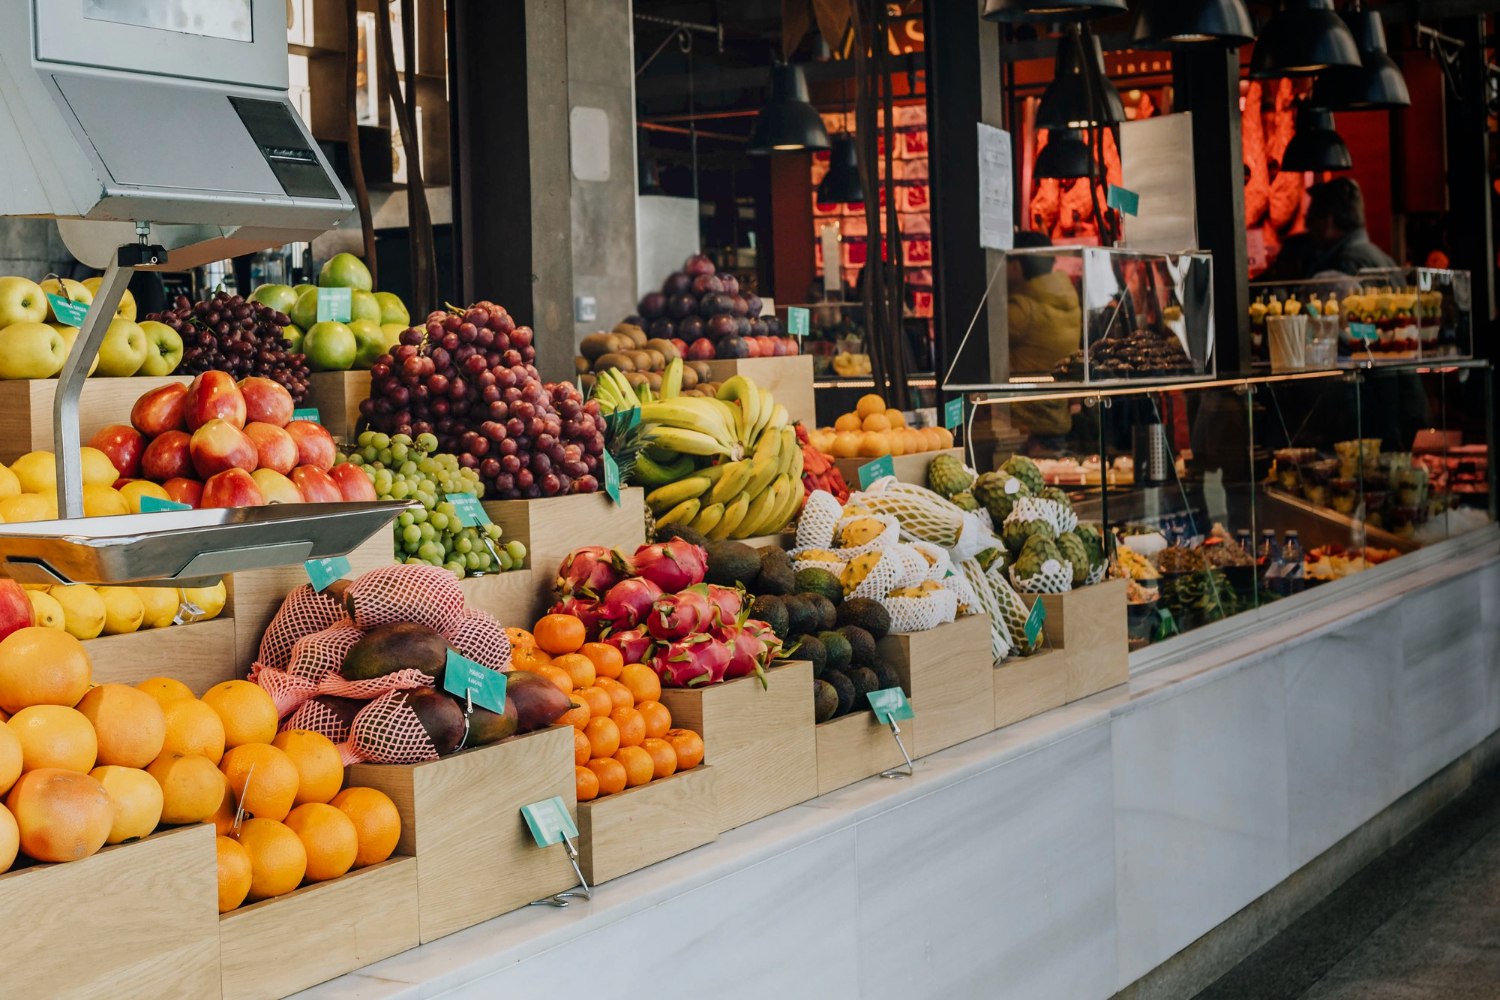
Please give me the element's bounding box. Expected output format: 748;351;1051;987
1281;109;1352;172
1250;0;1361;79
1309;8;1410;110
1037;29;1125;130
748;64;830;155
1035;129;1095;179
1130;0;1254;49
981;0;1127;23
817;134;865;204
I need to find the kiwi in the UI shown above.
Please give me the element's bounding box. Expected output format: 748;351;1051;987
644;371;663;392
646;338;680;361
618;324;648;348
579;373;596;394
688;360;713;382
625;371;649;387
644;349;666;370
680;365;699;390
580;333;616;360
824;669;856;717
594;352;635;373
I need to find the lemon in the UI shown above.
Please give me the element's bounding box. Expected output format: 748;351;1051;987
81;484;129;518
119;480;170;514
79;448;120;487
26;590;65;630
180;582;227;621
98;587;144;635
48;584;106;639
0;464;20;500
134;587;180;629
10;452;55;494
0;494;55;523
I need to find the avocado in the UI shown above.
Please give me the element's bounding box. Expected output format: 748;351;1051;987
813;680;839;723
783;594;820;636
705;540;760;587
657;523;709;548
793;633;827;676
838;625;878;667
793;567;843;606
805;594;837;632
342;622;449;681
824;669;856;717
754;547;795;596
835;596;891;639
750;595;789;640
873;662;902;695
847;667;880;711
818;630;852;672
407;689;466;756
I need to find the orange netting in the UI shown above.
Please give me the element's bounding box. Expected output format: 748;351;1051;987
257;582;350;671
345;564;466;635
447;608;512;671
253;621;435;717
281;695;364;743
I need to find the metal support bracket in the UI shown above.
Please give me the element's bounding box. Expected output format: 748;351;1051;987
879;719;915;779
529;834;593;907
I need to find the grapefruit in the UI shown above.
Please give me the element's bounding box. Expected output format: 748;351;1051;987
0;627;91;712
76;683;166;768
7;705;97;772
5;768;113;862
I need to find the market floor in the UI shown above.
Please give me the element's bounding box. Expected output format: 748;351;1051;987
1194;766;1500;1000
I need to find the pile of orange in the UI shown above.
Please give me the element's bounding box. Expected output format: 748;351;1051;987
808;393;954;459
510;613;704;803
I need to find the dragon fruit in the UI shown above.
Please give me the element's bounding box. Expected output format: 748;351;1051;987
597;577;664;633
647;588;712;641
633;538;708;592
555;546;631;598
704;584;744;628
547;595;606;640
605;625;655;665
718;624;770;688
742;618;784;665
649;634;732;688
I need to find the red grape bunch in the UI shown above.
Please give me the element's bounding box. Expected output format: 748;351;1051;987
360;301;606;499
145;291;312;401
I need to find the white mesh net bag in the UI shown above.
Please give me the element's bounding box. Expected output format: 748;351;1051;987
791;550;847;576
1010;557;1075;595
846;546;907;602
1086;561;1108;586
796;490;845;551
883;593;942;632
1004;496;1074;539
965;558;1041;656
943;571;982;619
832;512;901;559
928;586;960;624
889;543;934;589
957;559;1013;660
908;540;952;582
849;480;966;549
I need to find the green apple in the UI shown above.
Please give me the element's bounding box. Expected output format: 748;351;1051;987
138;320;184;376
380;322;406;352
288;287;319;332
317;253;373;292
38;278;92;323
293;283;317;299
373;291;410;327
95;318;148;376
249;283;298;315
348;319;387;369
282;323;304;355
350;289;383;325
303;320;358;371
50;324;99;375
81;277;135;320
0;277;48;329
0;321;67;378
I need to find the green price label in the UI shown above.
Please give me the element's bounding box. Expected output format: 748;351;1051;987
1024;599;1046;644
858;454;894;490
603;451;621;505
316;286;352;324
1106;184;1141;216
304;555;351;592
1349;322;1378;342
292;408;320;423
46;293;90;327
447;492;489;528
139;496;191;513
867;686;914;724
944;397;963;431
442;649;508;714
521;796;579;848
787;306;810;337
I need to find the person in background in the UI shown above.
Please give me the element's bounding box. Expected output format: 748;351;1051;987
1007;230;1080;454
1301;177;1396;277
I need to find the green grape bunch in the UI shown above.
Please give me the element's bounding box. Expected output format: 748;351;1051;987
334;430;527;578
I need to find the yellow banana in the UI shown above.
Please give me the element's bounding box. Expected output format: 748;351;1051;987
656;497;701;526
645;426;735;459
646;475;711;513
709;491;752;540
733;475;785;539
697;460;736;485
707;398;747;445
716;376;761;441
750;386;776;443
690;502;725;535
744;428;782;499
775;426;799;477
640;400;737;448
662;358;683;399
765;403;789;432
709;459;753;505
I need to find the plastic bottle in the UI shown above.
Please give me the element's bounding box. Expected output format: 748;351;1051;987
1281;530;1306;595
1258;529;1284;596
1235;529;1253;558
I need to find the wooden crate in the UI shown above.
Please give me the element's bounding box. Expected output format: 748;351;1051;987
658;660;816;833
705;355;816;427
833;447;963;489
815;709;917;796
457;569;538;627
876;614;995;758
219;856;419;1000
0;375;191;463
1020;579;1129;703
993;647;1068;728
86;618;238;693
0;825;220;999
576;765;718;884
303;370;371;443
347;725;578;943
738;531;795;551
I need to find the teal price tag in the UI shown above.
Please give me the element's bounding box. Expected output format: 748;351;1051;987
521;796;579;848
442;649;508;714
867;687;914;724
139;496;191;513
447;492;489;528
944;397;963;431
305;555;351;592
316;286;352;324
787;306;810;337
1349;322;1378;342
603;451;621;505
1107;184;1140;216
292;408;320;423
858;454;895;490
46;293;90;327
1024;599;1046;645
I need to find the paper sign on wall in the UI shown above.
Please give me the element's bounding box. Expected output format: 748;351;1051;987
977;123;1013;251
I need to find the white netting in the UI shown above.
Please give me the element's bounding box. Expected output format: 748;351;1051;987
848;479;966;549
447;609;512;670
337;689;443;766
928;586;960;624
257;583;351;671
795;490;845;550
957;559;1013;660
889;544;933;589
1010;558;1075;595
832;512;902;559
884;594;942;632
907;541;952;582
345;564;466;635
1086;561;1108;586
1004;496;1074;539
965;558;1040;656
792;556;846;576
281;696;363;742
942;571;981;618
848;546;907;602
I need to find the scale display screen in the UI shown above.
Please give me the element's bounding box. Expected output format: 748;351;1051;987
83;0;253;43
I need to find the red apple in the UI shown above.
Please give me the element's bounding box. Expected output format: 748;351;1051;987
201;468;264;509
686;338;716;361
743;336;762;358
131;382;189;437
0;578;34;643
250;468;305;505
163;478;203;508
284;420;336;472
141;430;193;481
190;419;258;479
88;424;145;479
755;336;777;357
329;463;378;502
243;422;298;475
290;465;342;503
670;338;688;357
238;376;295;427
185;371;247;430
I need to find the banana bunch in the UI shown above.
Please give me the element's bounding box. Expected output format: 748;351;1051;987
593;358;684;415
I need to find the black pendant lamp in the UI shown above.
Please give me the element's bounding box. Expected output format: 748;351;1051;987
1309;5;1410;110
1281;108;1352;172
982;0;1127;23
1130;0;1254;49
1035;129;1095;180
817;135;865;204
1250;0;1361;79
748;64;830;155
1037;27;1125;130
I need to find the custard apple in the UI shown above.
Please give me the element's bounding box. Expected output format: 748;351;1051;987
1014;534;1065;584
951;490;979;512
974;471;1030;523
1001;454;1045;494
1001;514;1056;556
1056;531;1091;586
928;454;975;500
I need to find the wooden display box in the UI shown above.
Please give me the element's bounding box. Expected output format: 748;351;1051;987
815;709;917;796
833;447;964;490
1020;578;1129;703
993;648;1068;729
577;765;718;884
738;531;795;551
658;660;817;833
0;375;191;464
86;618;238;694
876;614;995;758
219;856;418;1000
457;568;538;627
0;825;220;998
347;725;578;943
303;370;371;443
705;355;816;427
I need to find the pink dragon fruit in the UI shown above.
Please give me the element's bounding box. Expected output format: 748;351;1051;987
597;577;664;633
742;618;784;665
718;624;770;687
548;595;606;640
703;584;743;628
633;538;708;592
605;625;655;665
649;634;732;688
555;546;631;598
647;588;712;641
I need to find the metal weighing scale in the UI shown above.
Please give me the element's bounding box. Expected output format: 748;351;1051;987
0;1;410;585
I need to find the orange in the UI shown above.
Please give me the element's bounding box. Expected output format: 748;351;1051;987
330;786;401;867
271;730;344;806
161;699;226;764
219;743;300;822
504;627;536;649
136;676;194;707
534;614;586;655
573;728;592;766
149;751;227;824
666;729;704;770
583;717;620;759
0;627;91;713
7;705;96;773
0;723;20;796
586;756;626;795
858;432;892;458
884;407;907;428
509;645;553;671
641;737;678;779
862;412;891;433
5;768;113;862
201;681;279;748
619;662;661;704
0;802;16;874
553;653;596;690
216;835;252;912
209;783;237;836
235;817;307;901
887;431;906;457
536;664;573;695
576;686;612;719
935;426;954;449
596;676;633;712
558;699;591;731
856;393;887;419
285;802;359;882
76;683;166;768
90;765;163;843
830;432;861;458
834;412;863;433
575;764;599;802
636;700;672;740
613;745;653;788
610;707;645;748
579;642;623;680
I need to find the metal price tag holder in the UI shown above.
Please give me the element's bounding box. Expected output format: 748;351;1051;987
868;688;916;779
521;796;592;907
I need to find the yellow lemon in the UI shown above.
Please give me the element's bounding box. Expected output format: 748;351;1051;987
79;448;120;487
0;494;55;523
98;588;144;635
180;583;227;621
134;587;180;629
25;591;64;631
119;480;170;514
0;465;20;500
47;585;106;640
81;485;129;518
10;453;55;495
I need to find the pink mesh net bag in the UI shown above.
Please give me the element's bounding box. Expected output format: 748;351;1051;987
252;622;435;717
345;565;466;635
337;689;446;766
446;609;512;670
280;695;366;743
257;582;351;671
